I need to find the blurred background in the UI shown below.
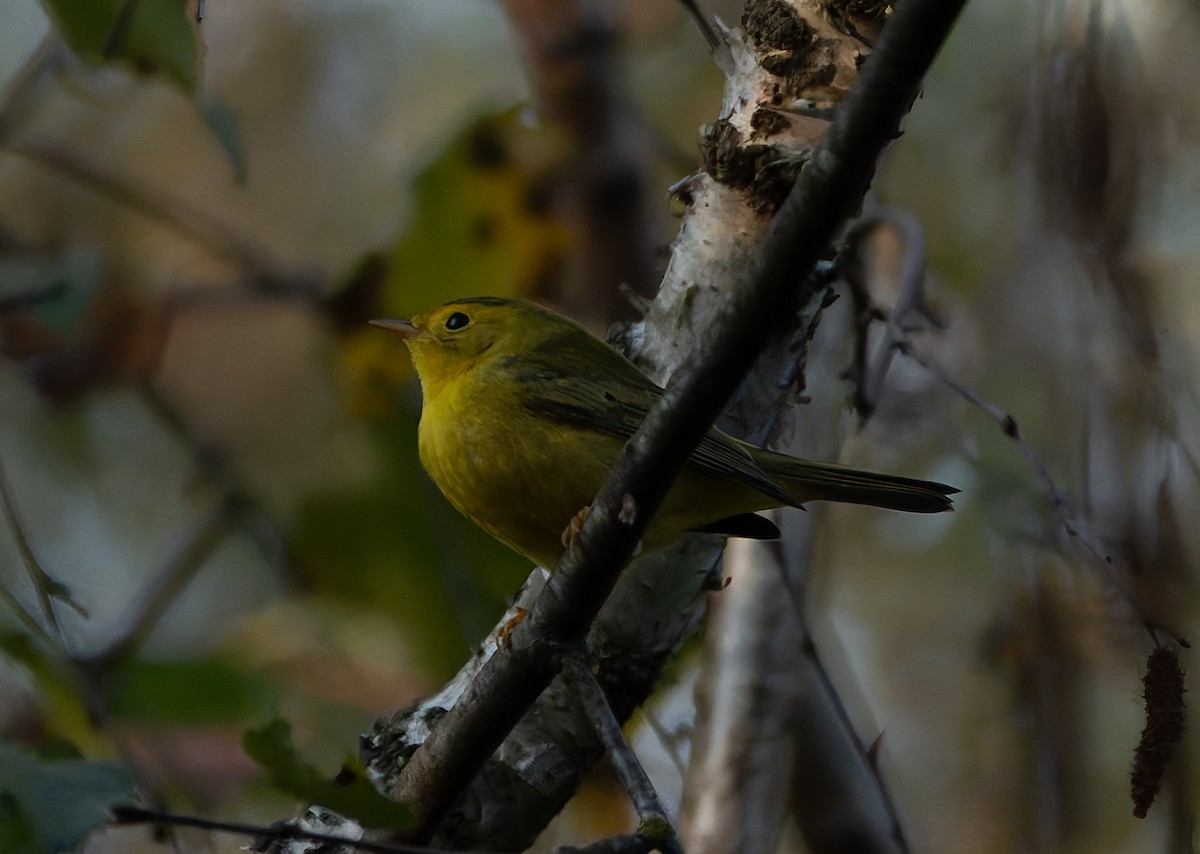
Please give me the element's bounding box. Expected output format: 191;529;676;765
0;0;1197;851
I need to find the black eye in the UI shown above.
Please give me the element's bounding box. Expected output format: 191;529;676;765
445;311;470;331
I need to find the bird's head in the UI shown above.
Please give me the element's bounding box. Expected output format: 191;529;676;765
371;297;558;402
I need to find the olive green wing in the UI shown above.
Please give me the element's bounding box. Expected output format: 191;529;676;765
507;332;797;508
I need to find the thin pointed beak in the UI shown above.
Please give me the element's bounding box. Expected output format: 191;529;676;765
369;318;420;339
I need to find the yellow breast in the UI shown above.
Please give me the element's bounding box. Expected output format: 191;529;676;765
417;370;618;568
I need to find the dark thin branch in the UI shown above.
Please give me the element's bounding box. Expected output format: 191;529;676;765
640;707;687;779
109;805;458;854
677;0;720;50
841;212;943;420
790;614;910;852
553;835;671;854
391;0;966;836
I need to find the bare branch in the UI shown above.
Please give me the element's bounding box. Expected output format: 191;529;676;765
677;0;720;50
561;653;678;851
0;454;85;647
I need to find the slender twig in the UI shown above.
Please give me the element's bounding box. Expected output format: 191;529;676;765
794;650;910;853
0;455;86;648
841;212;943;420
109;805;459;854
562;653;678;850
640;707;688;779
677;0;720;50
391;0;967;834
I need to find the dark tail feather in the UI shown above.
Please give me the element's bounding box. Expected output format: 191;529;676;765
763;453;957;514
694;512;782;540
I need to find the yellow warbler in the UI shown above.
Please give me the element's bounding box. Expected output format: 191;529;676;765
373;297;955;568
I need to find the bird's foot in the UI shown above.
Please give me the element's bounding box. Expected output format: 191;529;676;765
561;504;591;550
498;606;528;650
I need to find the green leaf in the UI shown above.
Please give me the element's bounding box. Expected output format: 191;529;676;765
243;719;413;831
38;0;201;92
0;742;135;854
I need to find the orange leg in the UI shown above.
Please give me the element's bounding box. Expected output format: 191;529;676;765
498;607;528;650
560;504;591;550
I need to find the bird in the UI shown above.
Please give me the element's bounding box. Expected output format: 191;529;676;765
372;297;955;569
